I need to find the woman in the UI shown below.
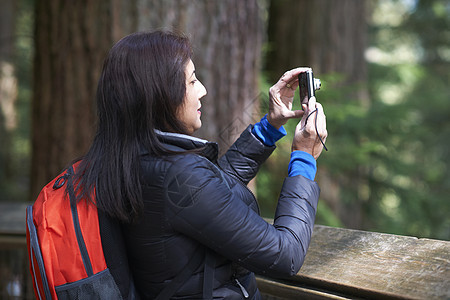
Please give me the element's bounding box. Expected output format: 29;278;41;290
75;30;327;299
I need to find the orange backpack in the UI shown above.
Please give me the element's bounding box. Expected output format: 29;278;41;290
26;165;135;299
26;164;208;299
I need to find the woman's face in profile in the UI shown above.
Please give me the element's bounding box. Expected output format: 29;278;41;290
177;60;207;134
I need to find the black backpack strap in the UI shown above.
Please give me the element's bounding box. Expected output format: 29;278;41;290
203;249;215;300
154;247;217;299
155;247;205;300
98;209;140;300
66;166;94;277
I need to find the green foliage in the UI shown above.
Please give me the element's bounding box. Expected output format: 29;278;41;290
257;0;450;240
365;0;450;240
0;0;448;240
256;74;346;227
0;0;34;202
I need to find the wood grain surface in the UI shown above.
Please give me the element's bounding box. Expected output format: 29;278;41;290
258;225;450;299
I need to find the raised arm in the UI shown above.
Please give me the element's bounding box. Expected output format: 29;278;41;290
217;68;313;184
165;156;319;278
217;125;275;185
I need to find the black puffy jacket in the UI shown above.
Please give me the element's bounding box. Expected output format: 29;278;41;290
122;125;320;299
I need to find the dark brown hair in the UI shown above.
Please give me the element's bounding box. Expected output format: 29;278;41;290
74;31;193;222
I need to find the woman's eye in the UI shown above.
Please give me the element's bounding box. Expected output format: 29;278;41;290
190;80;197;85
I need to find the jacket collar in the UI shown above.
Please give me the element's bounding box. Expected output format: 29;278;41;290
154;130;219;163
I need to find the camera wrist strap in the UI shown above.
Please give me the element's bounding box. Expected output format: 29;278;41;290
305;108;328;151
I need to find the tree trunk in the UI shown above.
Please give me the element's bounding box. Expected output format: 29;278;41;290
137;0;266;153
30;0;265;199
30;1;114;199
266;0;370;229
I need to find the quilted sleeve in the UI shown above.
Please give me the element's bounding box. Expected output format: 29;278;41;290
165;155;320;278
217;125;276;185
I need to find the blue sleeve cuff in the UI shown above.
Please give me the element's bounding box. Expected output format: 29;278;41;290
252;114;287;146
288;151;317;180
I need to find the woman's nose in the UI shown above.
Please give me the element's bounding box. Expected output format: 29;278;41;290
200;81;207;97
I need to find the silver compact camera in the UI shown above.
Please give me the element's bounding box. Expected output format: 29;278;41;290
299;69;321;108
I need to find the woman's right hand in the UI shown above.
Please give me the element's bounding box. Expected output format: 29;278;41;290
292;96;327;159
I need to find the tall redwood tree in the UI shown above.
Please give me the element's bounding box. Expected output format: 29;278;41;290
30;0;265;199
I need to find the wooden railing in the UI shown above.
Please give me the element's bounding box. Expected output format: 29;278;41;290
256;225;450;299
1;203;449;299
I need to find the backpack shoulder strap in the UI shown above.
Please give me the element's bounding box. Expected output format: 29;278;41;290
203;249;215;300
66;166;94;276
155;246;205;300
98;209;139;299
26;205;52;300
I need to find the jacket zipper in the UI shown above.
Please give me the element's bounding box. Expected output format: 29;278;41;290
234;279;249;298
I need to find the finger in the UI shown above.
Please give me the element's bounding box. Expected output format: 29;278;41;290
272;78;289;91
308;96;317;112
316;102;325;116
281;67;312;82
278;67;312;89
315;102;325;124
300;106;311;128
301;97;318;131
285;79;300;91
282;109;304;120
315;102;328;137
292;109;304;119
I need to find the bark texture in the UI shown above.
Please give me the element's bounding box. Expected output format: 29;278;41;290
137;0;265;151
31;1;113;199
31;0;265;199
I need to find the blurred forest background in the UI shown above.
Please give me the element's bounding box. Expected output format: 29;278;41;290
0;0;449;241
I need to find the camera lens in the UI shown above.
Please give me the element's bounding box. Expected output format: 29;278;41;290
314;78;321;91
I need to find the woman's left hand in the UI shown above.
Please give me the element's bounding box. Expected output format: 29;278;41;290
267;67;311;129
